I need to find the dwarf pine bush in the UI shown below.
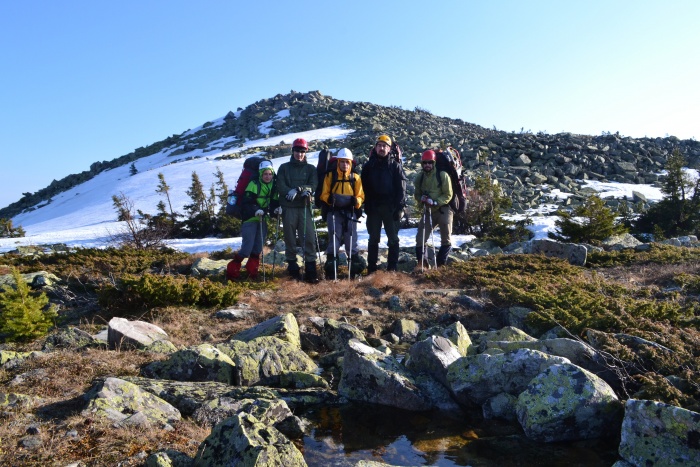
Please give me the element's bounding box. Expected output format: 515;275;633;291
0;268;57;341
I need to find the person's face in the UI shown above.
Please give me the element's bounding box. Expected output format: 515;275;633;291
293;148;307;161
261;170;273;182
375;142;391;158
422;160;434;172
338;160;351;171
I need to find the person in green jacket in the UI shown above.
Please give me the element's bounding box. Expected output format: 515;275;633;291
276;138;319;283
227;161;280;280
414;149;453;269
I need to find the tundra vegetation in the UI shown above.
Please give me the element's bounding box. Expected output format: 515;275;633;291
0;242;698;465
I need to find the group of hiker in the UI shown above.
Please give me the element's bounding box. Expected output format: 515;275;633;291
226;135;455;283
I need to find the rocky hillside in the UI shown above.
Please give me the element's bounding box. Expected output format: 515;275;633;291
3;90;700;219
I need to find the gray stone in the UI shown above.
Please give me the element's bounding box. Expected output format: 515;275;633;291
529;238;587;266
516;363;621;442
618;399;700;466
107;317;171;351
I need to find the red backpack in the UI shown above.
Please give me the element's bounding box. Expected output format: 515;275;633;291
225;156;269;219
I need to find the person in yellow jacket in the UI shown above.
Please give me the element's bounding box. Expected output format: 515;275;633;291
414;149;453;268
319;148;365;279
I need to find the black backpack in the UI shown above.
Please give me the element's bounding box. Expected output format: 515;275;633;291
225;156;269;219
315;148;360;217
419;147;468;213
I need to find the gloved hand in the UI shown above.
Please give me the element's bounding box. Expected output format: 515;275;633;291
350;196;357;208
421;195;428;204
300;188;312;198
273;207;282;215
255;209;265;217
327;194;335;205
393;208;404;221
286;189;298;201
422;196;435;206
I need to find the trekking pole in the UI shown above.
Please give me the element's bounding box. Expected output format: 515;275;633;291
260;217;266;283
301;195;307;280
421;204;428;272
428;207;438;269
271;213;281;278
331;205;337;281
310;202;323;270
347;214;352;280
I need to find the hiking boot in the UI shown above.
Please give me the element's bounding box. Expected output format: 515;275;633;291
324;255;337;280
226;254;244;281
304;261;319;284
246;253;260;279
386;245;399;271
367;243;379;274
349;254;366;278
436;245;452;267
287;261;302;280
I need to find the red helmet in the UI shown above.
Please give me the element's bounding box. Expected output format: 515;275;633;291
292;138;309;152
421;150;436;162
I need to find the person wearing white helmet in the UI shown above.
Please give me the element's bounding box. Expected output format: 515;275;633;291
319;148;365;279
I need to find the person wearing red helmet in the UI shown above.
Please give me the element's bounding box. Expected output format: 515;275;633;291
276;138;319;283
414;149;453;269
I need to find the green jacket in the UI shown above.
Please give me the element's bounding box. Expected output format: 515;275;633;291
277;156;317;208
414;169;452;209
241;179;279;223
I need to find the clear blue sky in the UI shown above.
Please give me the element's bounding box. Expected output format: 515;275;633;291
2;1;699;210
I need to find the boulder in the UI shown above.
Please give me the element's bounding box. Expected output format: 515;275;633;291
82;377;181;427
516;363;622;442
190;257;228;277
231;313;301;349
618;399;700;466
474;326;537;353
339;339;432;411
528;239;587;266
142;344;236;384
482;392;518;421
107;317;172;351
309;317;368;351
404;336;462;386
418;321;473;356
193;413;306;467
447;348;569;406
388;318;421;342
217;336;317;386
42;326;98;350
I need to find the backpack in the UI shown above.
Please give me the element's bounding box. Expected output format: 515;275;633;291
420;147;468;213
225;155;270;219
315;148;360;217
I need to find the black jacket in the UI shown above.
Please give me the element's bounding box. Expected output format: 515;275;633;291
361;152;406;212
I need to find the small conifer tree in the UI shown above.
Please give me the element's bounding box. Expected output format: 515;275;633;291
550;195;627;244
0;268;57;341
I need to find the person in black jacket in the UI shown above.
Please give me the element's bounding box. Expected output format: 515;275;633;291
360;135;407;272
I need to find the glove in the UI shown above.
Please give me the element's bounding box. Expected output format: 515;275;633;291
423;197;435;206
393;208;404;221
421;195;428;204
300;189;312;198
255;209;265;217
273;207;282;215
327;194;335;205
350;196;357;208
286;189;298;201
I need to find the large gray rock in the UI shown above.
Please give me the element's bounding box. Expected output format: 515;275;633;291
231;313;301;349
107;317;173;351
309;317;368;351
473;326;537;353
418;321;473;356
528;239;587;266
193;412;307;467
602;233;643;251
190;257;228;277
82;377;181;427
339;339;431;411
142;344;236;384
447;348;569;406
516;363;621;442
618;399;700;466
404;335;462;386
217;336;317;386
